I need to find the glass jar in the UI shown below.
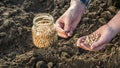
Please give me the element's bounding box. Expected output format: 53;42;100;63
32;13;57;48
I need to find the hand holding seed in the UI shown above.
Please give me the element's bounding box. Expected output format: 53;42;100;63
83;34;100;47
77;24;118;51
77;33;101;51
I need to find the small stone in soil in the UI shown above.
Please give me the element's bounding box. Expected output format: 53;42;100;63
98;18;106;24
0;32;6;37
47;62;53;68
36;61;47;68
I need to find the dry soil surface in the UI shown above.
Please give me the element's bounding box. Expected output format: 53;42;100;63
0;0;120;68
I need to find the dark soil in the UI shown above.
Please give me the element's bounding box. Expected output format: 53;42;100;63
0;0;120;68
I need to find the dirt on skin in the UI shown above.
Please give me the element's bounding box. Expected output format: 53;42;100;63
0;0;120;68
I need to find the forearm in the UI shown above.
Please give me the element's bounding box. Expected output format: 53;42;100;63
107;11;120;33
70;0;91;8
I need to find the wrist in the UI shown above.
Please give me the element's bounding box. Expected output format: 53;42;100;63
71;0;84;7
70;0;91;9
80;0;91;8
70;0;86;9
71;0;81;4
107;12;120;33
106;23;119;35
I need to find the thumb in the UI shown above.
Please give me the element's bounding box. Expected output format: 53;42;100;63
64;19;73;37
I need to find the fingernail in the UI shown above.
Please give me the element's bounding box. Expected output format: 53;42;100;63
77;44;79;46
68;33;72;37
81;43;84;46
65;30;70;33
77;43;81;47
91;46;94;49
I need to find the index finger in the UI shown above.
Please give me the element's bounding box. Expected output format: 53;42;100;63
55;21;68;38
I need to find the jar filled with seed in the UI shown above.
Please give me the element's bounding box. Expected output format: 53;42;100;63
32;13;57;48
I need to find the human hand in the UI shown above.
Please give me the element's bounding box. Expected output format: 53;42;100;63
55;1;85;38
77;24;117;51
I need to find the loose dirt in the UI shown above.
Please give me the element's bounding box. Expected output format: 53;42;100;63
0;0;120;68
